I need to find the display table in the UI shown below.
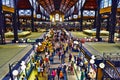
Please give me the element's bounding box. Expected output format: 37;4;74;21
5;31;31;38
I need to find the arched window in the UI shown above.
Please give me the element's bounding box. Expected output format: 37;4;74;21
100;0;112;8
19;10;25;16
6;0;10;7
55;13;59;21
104;0;108;7
83;10;95;16
2;0;6;5
2;0;14;7
37;14;41;18
118;1;120;8
25;10;31;16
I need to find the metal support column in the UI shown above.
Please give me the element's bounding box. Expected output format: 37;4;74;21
96;0;101;41
17;9;20;30
3;13;7;32
26;19;27;27
80;8;83;31
108;0;118;43
31;0;35;32
0;0;5;44
94;10;97;28
12;0;18;42
106;16;109;31
80;0;83;31
31;8;34;32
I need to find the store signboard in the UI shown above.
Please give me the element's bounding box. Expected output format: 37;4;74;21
2;5;14;13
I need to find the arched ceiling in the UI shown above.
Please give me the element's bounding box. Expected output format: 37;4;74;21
37;0;78;14
16;0;98;16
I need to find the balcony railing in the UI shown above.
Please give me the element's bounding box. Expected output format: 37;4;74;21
104;60;120;79
81;45;120;80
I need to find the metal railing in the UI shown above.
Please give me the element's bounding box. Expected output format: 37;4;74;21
103;53;120;61
104;60;120;79
80;45;120;80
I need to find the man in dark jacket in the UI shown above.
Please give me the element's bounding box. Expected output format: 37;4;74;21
57;67;61;80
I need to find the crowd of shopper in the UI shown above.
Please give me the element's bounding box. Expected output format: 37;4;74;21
31;28;97;80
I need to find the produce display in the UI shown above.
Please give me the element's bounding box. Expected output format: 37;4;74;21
83;29;118;36
5;31;31;38
36;29;54;53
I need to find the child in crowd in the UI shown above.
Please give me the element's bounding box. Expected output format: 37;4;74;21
51;69;56;80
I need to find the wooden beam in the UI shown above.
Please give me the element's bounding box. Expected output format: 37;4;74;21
64;0;78;13
64;0;73;13
60;0;66;12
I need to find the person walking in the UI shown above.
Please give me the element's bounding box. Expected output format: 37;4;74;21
34;75;39;80
58;51;61;60
63;63;67;74
80;68;86;80
69;53;72;62
57;67;61;80
51;69;56;80
74;55;76;63
61;53;65;64
37;66;40;75
59;71;64;80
